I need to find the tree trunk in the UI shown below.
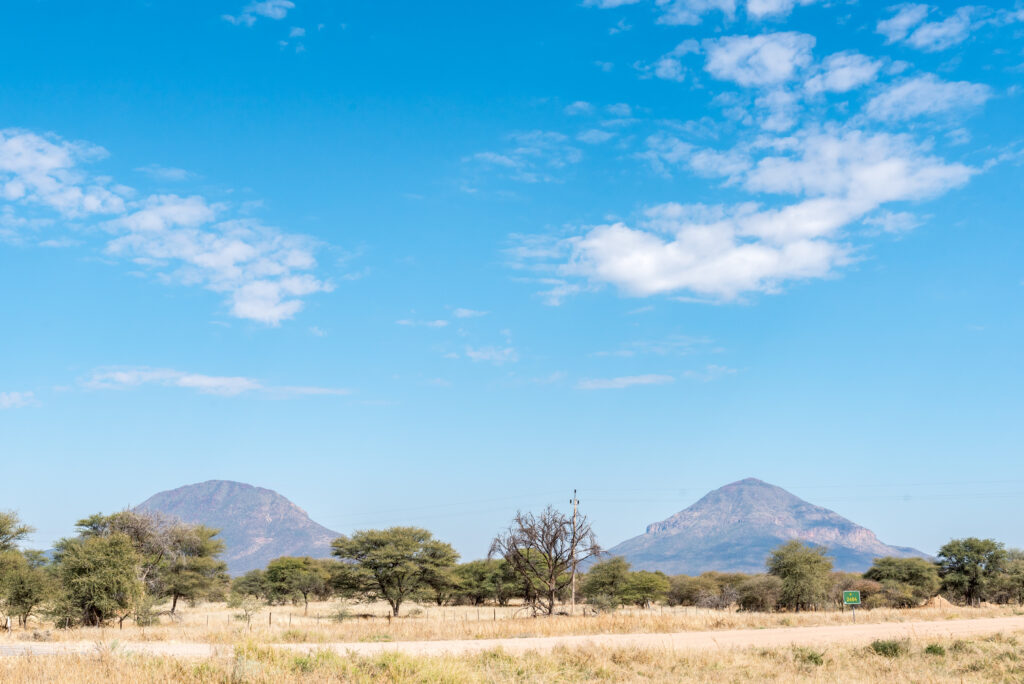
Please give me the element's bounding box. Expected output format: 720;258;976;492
171;594;179;615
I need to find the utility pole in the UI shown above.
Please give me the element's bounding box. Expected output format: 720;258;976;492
570;489;579;615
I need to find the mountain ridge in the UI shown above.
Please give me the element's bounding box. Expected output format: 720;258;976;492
137;480;340;575
607;477;928;574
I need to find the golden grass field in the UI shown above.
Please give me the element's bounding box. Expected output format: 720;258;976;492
2;600;1020;645
3;602;1024;682
2;631;1024;682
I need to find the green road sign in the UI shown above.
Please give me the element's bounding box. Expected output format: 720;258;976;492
843;590;861;605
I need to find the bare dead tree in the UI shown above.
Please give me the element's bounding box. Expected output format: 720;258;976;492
489;505;600;616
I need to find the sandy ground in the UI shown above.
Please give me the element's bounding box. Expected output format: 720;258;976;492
3;616;1024;659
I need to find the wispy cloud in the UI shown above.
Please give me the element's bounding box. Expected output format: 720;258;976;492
396;319;449;328
0;391;37;409
465;346;518;364
135;164;193;181
577;374;675;390
223;0;295;27
84;367;349;398
453;308;488;318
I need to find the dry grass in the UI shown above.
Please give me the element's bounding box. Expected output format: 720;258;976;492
3;601;1020;646
2;631;1023;682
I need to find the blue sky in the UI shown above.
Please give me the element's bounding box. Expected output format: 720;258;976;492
1;0;1022;562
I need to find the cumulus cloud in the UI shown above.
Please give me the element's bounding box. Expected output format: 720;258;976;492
84;367;348;397
135;164;193;181
866;74;992;121
543;126;976;300
746;0;820;20
703;33;816;87
564;101;594;115
0;391;37;409
577;374;675;390
804;52;884;95
0;129;126;217
905;7;975;51
0;129;333;325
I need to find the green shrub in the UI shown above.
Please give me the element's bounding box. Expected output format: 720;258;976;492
870;639;908;657
792;646;824;666
924;644;946;656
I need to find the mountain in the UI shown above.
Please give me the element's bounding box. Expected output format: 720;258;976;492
137;480;341;575
606;478;928;574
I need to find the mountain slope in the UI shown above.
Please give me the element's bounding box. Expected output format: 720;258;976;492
607;478;928;574
137;480;340;575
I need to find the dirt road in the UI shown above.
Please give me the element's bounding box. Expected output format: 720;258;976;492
3;616;1024;659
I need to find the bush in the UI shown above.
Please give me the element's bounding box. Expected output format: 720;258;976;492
924;643;946;656
870;639;908;658
792;646;824;666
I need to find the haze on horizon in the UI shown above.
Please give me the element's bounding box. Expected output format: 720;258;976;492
1;0;1022;562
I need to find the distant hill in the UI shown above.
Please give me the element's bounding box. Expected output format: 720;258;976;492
606;478;928;574
137;480;340;575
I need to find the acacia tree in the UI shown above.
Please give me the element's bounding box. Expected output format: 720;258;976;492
938;537;1006;605
331;527;458;616
0;511;33;552
161;525;229;614
489;505;601;615
766;540;833;611
51;533;143;627
265;556;330;614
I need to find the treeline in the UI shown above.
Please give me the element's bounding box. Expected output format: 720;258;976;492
3;504;1023;629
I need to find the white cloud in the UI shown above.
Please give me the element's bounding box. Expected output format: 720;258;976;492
224;0;295;26
453;308;488;318
470;131;582;184
289;27;306;38
906;7;974;51
583;0;643;6
577;129;616;144
703;33;816;87
606;103;633;117
577;374;675;390
0;391;36;409
0;128;334;326
0;128;126;218
862;210;922;233
396;319;449;327
84;367;348;397
866;74;992;121
653;0;736;26
683;364;737;381
135;164;193;181
746;0;819;20
804;51;884;95
465;346;519;364
877;4;930;43
564;101;594;116
546;126;976;300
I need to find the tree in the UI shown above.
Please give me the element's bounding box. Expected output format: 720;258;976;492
453;560;499;606
766;541;833;611
265;556;330;614
737;574;782;612
937;538;1006;605
160;525;229;614
989;550;1024;605
621;570;670;608
864;557;940;607
331;527;459;616
51;533;143;627
581;556;631;607
489;506;601;616
233;570;269;600
0;511;33;553
0;551;50;627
